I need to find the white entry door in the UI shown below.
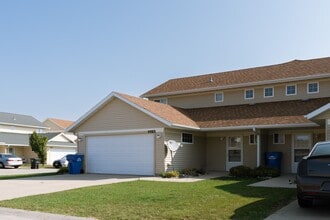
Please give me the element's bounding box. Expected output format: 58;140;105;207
292;134;312;173
226;136;243;171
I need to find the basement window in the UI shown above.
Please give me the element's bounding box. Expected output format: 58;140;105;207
182;133;193;144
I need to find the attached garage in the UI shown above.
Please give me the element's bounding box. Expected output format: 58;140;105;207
86;133;155;175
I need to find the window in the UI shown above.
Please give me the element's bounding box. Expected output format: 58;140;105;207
307;82;319;94
154;98;167;104
286;84;296;96
264;87;274;98
273;133;285;144
245;89;254;100
215;92;224;102
249;134;257;145
181;133;193;144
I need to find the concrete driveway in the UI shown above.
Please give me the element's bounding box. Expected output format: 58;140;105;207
0;174;139;201
251;175;330;219
0;167;57;176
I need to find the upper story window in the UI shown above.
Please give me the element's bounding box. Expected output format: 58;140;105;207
245;89;254;100
264;87;274;98
215;92;224;103
154;98;167;104
182;133;193;144
307;82;319;94
286;84;297;96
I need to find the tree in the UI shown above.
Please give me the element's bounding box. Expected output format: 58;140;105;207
29;131;48;165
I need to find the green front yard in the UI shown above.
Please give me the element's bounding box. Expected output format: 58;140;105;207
0;177;295;219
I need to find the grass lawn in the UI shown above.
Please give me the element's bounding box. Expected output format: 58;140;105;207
0;177;296;219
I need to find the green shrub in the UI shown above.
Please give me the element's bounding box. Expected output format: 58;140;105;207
252;166;280;178
229;165;253;178
160;170;180;178
180;168;207;176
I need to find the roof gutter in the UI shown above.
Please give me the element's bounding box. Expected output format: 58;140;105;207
143;73;330;98
200;122;319;131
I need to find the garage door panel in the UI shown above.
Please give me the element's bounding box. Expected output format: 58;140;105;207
86;134;154;175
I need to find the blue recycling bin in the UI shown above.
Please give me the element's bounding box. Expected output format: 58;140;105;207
265;152;282;170
67;154;84;174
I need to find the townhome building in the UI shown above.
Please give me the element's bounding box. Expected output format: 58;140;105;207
69;57;330;175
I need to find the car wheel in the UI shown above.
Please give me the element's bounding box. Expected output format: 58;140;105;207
0;162;4;168
14;166;19;169
298;197;313;208
53;161;62;168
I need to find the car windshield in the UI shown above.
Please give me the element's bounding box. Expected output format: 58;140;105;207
3;154;18;158
311;143;330;157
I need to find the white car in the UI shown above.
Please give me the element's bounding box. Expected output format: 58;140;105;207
0;154;23;168
53;155;69;168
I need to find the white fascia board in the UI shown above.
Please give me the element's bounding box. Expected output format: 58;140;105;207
171;123;200;130
200;123;319;131
305;103;330;119
143;73;330;98
0;122;48;129
78;128;164;136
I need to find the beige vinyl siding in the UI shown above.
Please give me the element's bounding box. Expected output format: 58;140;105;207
152;79;330;109
75;98;165;132
206;137;226;171
74;98;168;175
206;130;255;171
164;129;205;172
243;136;257;168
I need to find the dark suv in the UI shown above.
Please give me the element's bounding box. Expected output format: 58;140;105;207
297;141;330;207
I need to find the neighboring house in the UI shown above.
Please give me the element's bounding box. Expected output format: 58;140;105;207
43;118;77;143
68;57;330;175
40;132;77;165
0;112;77;165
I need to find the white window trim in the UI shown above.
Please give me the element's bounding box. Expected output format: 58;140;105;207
307;82;319;94
181;133;194;144
264;87;274;98
249;134;256;145
286;84;297;96
244;89;254;100
215;92;224;103
273;133;285;144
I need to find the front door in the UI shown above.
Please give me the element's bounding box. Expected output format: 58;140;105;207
292;134;312;173
226;136;243;171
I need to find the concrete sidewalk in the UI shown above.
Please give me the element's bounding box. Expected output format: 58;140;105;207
249;174;296;188
0;207;96;220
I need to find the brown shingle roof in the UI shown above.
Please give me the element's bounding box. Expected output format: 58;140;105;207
143;57;330;97
48;118;74;129
183;98;330;129
117;93;199;128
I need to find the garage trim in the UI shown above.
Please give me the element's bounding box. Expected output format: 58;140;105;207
78;128;164;137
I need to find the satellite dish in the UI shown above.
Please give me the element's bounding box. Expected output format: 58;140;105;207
166;140;180;152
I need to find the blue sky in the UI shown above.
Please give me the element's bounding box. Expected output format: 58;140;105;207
0;0;329;121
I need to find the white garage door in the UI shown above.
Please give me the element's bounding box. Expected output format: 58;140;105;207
47;148;77;165
86;133;154;175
